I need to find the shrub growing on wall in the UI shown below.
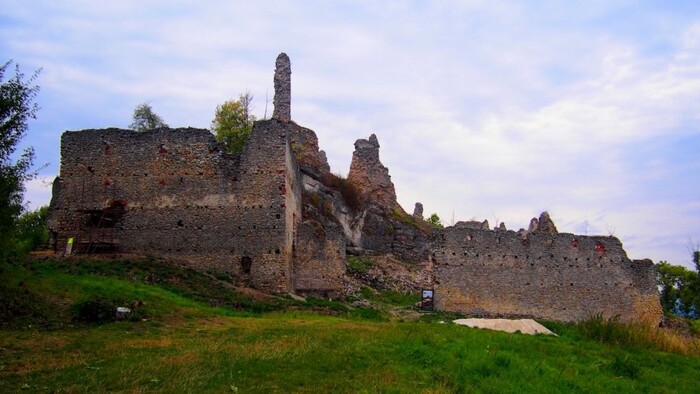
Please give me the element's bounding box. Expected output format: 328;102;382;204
212;93;255;154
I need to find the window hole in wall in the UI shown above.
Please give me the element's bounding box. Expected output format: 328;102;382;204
177;220;184;227
276;214;281;219
241;256;252;274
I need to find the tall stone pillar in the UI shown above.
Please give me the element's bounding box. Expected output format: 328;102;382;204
273;52;291;122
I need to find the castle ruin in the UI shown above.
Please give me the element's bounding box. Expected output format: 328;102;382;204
48;53;662;326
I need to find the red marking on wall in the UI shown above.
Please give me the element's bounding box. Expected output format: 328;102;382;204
276;169;285;174
159;144;168;154
279;185;286;195
103;177;112;186
103;144;111;155
595;242;606;254
571;238;579;248
159;178;167;185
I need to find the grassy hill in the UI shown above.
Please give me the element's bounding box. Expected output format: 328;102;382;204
1;257;699;393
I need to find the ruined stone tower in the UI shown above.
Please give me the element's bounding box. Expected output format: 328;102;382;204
273;52;291;122
347;134;402;212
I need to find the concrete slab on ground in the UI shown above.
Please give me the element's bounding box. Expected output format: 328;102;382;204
453;318;557;336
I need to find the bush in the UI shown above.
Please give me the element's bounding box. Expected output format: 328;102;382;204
73;297;120;323
73;296;147;324
322;173;362;212
348;256;373;274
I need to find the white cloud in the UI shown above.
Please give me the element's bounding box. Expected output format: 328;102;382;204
23;176;54;211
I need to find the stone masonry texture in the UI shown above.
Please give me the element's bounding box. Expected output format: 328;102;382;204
48;122;302;294
347;134;401;212
433;226;662;326
273;52;291;122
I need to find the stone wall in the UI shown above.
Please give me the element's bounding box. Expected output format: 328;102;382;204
347;134;401;212
48;121;298;293
433;227;663;326
273;53;291;122
293;220;346;297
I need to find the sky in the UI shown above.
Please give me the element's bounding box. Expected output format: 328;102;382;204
2;1;699;268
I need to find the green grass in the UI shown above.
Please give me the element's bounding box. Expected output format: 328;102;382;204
347;256;374;274
2;257;700;393
359;287;420;307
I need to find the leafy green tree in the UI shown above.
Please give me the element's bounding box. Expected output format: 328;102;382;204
12;205;49;255
656;260;699;317
427;213;443;229
212;92;255;154
1;60;40;257
129;103;168;131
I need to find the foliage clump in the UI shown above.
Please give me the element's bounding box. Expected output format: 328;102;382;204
129;103;168;131
656;257;699;318
348;256;373;274
427;213;443;229
212;92;255;154
0;60;40;259
322;172;362;212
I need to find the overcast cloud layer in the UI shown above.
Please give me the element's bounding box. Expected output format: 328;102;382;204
2;1;699;268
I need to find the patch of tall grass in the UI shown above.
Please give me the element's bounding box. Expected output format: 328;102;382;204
560;315;700;356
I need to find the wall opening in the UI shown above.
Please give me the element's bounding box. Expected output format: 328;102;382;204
241;256;252;274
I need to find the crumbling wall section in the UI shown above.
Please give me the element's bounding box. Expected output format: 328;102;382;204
347;134;401;212
238;120;295;293
433;227;662;326
293;220;346;297
48;124;295;293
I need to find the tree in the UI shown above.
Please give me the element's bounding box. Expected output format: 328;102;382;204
0;60;40;257
427;213;443;229
12;205;49;255
129;103;168;131
212;92;255;154
656;260;699;318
